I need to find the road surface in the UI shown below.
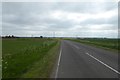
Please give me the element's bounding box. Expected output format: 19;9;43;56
55;40;119;78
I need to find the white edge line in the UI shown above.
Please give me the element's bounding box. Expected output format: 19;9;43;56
55;46;62;78
86;53;120;75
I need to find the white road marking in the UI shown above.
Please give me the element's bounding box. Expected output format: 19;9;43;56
65;41;79;49
55;47;62;79
86;53;120;75
74;45;79;49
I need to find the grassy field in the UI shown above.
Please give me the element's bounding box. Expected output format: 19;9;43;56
68;38;119;52
2;38;59;78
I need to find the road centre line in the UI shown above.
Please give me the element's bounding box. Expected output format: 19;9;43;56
73;45;79;49
86;53;120;75
74;45;79;49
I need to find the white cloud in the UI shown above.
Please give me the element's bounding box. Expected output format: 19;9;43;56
2;2;118;38
2;0;119;2
69;25;83;31
49;8;117;24
87;24;117;30
92;9;117;19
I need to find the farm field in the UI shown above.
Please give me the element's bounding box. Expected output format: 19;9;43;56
68;38;119;52
2;38;59;78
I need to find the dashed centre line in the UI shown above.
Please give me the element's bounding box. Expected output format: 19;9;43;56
72;44;120;75
86;53;120;75
73;45;79;49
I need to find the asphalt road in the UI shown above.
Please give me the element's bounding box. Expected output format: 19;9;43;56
55;40;119;78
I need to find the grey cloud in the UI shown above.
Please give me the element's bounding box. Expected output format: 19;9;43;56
2;2;118;38
81;16;117;25
53;2;117;13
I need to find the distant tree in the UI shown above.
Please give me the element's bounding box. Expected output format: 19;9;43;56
12;35;14;38
4;35;8;38
40;36;43;38
8;35;11;38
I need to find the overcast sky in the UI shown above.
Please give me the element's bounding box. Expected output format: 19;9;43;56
2;1;118;38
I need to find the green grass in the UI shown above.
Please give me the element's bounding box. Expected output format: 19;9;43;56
68;38;119;52
2;38;59;78
22;41;60;78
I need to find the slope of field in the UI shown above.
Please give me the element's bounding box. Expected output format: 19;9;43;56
68;38;119;51
2;38;59;78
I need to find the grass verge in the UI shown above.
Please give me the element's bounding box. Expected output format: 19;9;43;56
2;38;59;78
22;41;60;78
